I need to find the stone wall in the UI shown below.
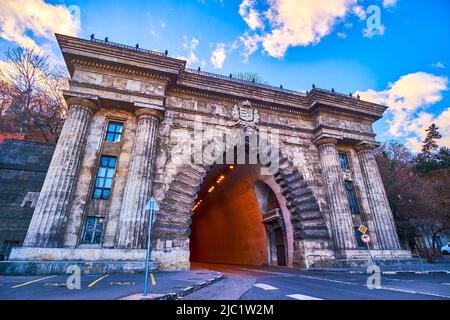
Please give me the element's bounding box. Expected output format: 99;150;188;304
0;139;55;259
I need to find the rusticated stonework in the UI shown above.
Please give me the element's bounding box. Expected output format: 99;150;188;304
8;34;411;271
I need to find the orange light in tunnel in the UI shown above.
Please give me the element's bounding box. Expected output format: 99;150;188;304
229;165;234;170
208;186;215;193
216;175;225;184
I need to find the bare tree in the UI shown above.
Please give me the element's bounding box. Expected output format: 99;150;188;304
231;72;269;85
0;46;68;142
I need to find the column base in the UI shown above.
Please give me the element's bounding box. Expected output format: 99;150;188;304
3;247;158;275
337;249;412;260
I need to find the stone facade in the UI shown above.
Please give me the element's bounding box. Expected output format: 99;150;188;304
8;34;410;271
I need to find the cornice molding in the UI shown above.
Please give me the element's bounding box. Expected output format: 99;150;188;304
69;80;165;101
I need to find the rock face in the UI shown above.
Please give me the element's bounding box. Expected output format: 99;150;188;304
8;34;410;271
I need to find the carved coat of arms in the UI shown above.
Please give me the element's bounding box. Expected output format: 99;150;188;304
231;100;259;128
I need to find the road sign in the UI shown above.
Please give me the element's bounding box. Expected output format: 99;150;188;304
361;233;371;244
358;225;368;234
144;197;159;211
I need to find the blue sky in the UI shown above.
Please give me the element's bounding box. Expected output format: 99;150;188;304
1;0;449;150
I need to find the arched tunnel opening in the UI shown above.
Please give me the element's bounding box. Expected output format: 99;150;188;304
189;164;288;267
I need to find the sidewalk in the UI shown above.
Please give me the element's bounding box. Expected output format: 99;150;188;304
119;269;223;300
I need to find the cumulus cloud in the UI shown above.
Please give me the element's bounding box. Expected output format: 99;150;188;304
210;43;227;69
239;0;264;30
237;0;357;58
356;72;450;151
0;0;80;53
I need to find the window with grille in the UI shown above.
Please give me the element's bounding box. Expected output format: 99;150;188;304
82;217;105;244
93;156;117;200
105;121;123;142
345;180;360;215
338;153;350;171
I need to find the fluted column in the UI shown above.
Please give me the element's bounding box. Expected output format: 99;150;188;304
23;98;98;247
356;143;401;250
316;138;357;251
116;108;163;249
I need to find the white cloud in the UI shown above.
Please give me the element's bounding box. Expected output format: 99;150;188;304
352;5;366;20
239;32;262;62
177;37;200;67
383;0;398;8
239;0;264;30
432;61;445;69
337;32;348;39
0;0;80;53
236;0;358;59
363;25;386;38
210;43;227;69
356;72;450;151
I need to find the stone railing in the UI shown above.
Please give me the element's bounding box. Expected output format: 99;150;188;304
185;68;307;97
90;37;166;57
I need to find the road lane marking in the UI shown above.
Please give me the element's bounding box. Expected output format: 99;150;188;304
287;294;322;300
254;283;278;290
238;267;450;299
151;273;156;286
88;275;109;288
11;275;56;288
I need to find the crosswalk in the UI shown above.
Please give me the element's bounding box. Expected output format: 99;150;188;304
253;282;323;300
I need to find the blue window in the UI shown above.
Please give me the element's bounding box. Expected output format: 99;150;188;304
345;180;360;215
93;156;117;200
105;121;123;142
82;217;105;244
339;153;350;171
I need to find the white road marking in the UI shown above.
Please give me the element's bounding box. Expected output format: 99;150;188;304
254;283;278;290
287;294;322;300
236;267;450;299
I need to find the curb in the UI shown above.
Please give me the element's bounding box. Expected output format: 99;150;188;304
154;274;224;300
311;269;450;275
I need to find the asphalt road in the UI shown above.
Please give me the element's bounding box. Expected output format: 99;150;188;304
1;263;449;300
184;263;450;300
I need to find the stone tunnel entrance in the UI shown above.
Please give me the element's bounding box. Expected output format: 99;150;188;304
189;164;290;267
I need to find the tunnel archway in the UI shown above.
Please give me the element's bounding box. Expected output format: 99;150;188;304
189;164;278;266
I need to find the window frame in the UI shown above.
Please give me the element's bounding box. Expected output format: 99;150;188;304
82;216;105;245
105;121;124;143
345;180;361;215
338;152;351;171
92;155;117;200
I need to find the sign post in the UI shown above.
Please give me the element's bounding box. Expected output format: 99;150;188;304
361;233;376;267
143;197;159;296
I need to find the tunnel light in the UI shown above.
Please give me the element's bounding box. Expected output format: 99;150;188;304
216;175;225;184
208;186;215;193
229;165;235;170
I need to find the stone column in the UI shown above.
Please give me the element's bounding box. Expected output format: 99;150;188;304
356;143;401;250
23;98;98;247
315;138;357;251
116;107;163;249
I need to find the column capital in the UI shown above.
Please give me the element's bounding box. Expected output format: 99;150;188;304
314;137;338;147
66;97;99;114
354;141;379;153
135;107;164;121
